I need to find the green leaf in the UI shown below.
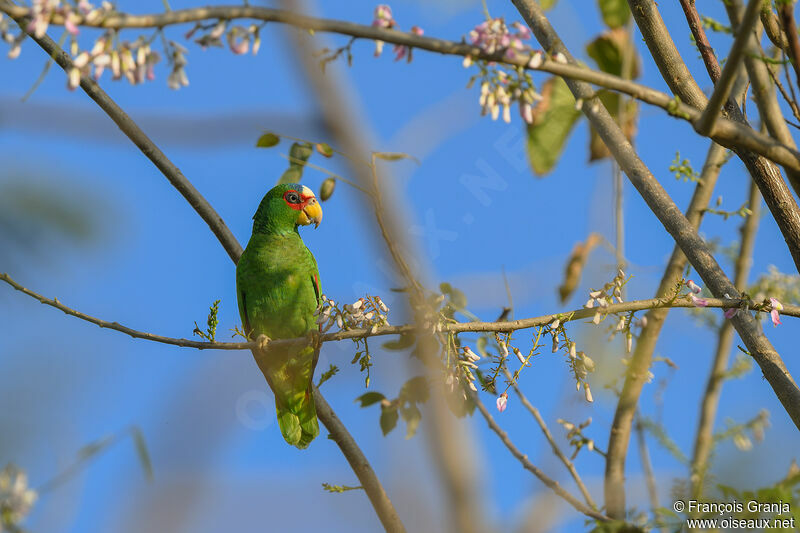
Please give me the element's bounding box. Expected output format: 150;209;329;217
289;142;314;166
400;404;422;439
77;435;115;461
317;364;339;387
373;151;420;164
319;177;336;201
322;482;363;493
586;30;638;161
277;165;303;185
439;282;467;308
316;142;334;157
540;0;558;9
586;29;638;79
382;332;416;351
399;376;429;404
597;0;630;29
526;76;582;176
380;406;399;435
355;391;386;407
476;336;488;358
129;426;154;481
256;132;280;147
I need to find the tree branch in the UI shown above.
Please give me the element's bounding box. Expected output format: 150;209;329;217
312;388;407;533
467;387;610;523
627;0;800;271
679;0;722;82
695;0;762;136
690;180;762;499
5;271;795;352
779;1;800;91
511;0;800;520
602;139;729;522
2;2;800;175
503;367;597;510
722;0;800;196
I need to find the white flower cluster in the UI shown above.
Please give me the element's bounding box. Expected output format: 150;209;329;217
68;34;161;90
584;268;627;324
2;2;264;91
315;294;390;334
476;70;543;124
0;464;37;529
187;20;261;56
557;417;596;455
446;346;481;396
549;318;595;402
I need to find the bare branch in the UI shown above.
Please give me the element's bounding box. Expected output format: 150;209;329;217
5;271;796;352
690;181;762;499
467;388;610;523
762;2;790;50
679;0;722;83
779;1;800;90
722;0;800;195
503;367;597;510
604;140;728;522
312;389;407;533
695;0;762;136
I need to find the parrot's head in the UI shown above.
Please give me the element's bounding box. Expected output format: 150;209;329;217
252;183;323;234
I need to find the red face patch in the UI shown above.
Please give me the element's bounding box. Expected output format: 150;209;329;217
283;189;314;210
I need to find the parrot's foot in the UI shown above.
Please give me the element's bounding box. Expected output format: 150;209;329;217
255;334;271;351
306;330;322;350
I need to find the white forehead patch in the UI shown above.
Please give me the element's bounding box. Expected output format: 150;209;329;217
301;185;314;197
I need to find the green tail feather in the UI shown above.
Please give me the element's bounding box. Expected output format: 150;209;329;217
276;386;319;449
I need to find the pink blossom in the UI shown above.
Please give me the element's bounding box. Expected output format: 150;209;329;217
468;17;533;58
770;297;783;327
64;12;80;36
372;5;395;29
496;393;508;413
724;307;739;319
686;279;702;294
690;293;708;307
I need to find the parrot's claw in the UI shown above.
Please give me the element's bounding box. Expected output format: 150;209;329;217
306;330;322;350
256;334;271;351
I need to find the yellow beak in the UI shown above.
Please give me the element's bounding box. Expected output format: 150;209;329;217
297;197;323;228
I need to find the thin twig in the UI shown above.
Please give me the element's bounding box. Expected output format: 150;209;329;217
468;388;610;522
502;367;597;509
634;413;659;516
603;140;728;522
779;1;800;90
695;0;762;136
690;180;762;499
679;0;722;82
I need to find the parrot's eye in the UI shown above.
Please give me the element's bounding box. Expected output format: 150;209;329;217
285;191;301;204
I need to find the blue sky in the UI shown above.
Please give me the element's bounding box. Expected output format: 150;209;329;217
2;1;799;531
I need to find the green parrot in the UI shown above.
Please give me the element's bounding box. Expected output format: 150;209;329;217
236;183;324;449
